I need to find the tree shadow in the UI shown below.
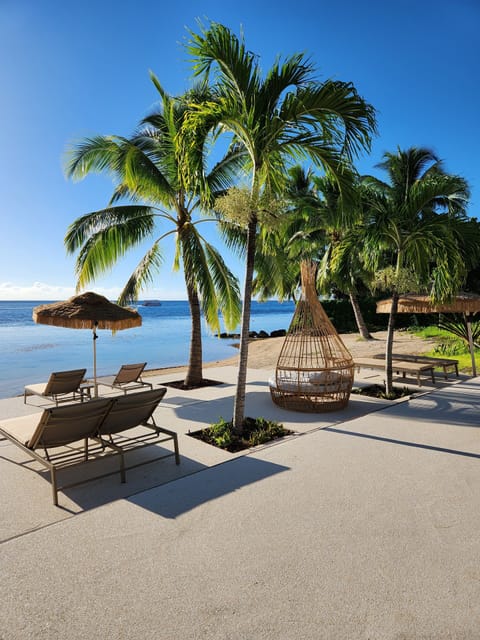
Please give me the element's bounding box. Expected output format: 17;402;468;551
324;426;480;459
0;446;209;516
379;386;480;428
127;455;289;518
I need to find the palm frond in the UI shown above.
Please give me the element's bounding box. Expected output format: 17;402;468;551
117;242;164;305
64;135;125;180
186;21;260;99
64;205;156;254
203;242;242;330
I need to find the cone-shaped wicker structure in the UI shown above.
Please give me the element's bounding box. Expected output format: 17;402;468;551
269;261;354;412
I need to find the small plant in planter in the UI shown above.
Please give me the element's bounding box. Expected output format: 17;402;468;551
189;416;293;452
352;384;413;400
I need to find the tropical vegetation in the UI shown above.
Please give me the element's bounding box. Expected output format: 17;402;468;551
64;77;242;387
63;19;480;423
182;21;377;431
189;415;292;452
331;147;477;394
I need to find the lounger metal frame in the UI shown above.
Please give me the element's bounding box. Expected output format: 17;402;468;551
0;389;179;506
24;368;88;406
96;362;154;394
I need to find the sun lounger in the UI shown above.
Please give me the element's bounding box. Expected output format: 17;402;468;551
24;368;88;406
0;389;179;506
0;397;114;505
96;362;153;394
97;387;180;471
354;357;436;386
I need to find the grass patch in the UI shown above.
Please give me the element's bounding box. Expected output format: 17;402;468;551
408;325;480;373
408;325;450;340
189;416;293;452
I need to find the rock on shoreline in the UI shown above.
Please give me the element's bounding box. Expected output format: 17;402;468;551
216;329;287;339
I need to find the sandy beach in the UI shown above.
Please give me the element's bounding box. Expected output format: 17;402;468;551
146;329;437;378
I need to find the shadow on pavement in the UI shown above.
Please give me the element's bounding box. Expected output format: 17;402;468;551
128;455;289;518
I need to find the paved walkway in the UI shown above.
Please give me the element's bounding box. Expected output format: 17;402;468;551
1;367;479;639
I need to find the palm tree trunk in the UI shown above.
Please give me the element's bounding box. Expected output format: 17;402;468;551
233;217;257;433
184;280;203;387
349;291;372;339
385;291;399;395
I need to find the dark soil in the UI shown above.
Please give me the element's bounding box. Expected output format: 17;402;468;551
352;384;415;400
162;378;224;391
189;417;293;453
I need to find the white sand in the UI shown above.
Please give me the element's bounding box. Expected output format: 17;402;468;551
145;329;437;377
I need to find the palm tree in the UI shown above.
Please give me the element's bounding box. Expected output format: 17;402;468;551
183;21;377;430
64;77;242;387
314;174;374;339
252;168;375;339
252;167;320;303
360;146;473;394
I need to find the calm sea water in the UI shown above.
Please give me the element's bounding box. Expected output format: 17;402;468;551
0;300;295;399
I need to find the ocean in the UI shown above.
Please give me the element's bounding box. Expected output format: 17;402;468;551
0;300;295;399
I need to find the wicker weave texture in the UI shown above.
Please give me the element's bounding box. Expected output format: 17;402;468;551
270;261;354;413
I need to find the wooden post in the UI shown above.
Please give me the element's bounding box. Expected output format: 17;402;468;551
466;314;476;377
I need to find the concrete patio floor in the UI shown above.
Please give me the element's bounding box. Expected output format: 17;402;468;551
1;366;479;639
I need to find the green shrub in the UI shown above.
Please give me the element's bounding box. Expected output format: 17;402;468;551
433;340;469;356
191;416;292;452
208;417;233;448
352;384;412;400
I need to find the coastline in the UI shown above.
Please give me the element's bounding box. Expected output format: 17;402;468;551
144;329;437;379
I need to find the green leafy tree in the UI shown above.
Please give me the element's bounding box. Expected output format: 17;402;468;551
360;147;474;394
253;167;375;339
64;78;241;387
251;167;319;303
183;21;377;430
315;174;375;339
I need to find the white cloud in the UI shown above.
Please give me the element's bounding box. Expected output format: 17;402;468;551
0;282;188;301
0;282;113;301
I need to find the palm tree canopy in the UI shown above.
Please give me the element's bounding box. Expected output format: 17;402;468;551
181;20;377;428
64;79;242;333
359;146;474;302
182;21;377;203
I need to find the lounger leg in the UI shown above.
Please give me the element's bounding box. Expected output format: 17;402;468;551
50;468;58;506
173;434;180;465
119;452;126;483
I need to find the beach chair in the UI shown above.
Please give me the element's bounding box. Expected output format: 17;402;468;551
96;362;153;394
24;368;88;406
1;390;180;506
0;397;116;506
96;388;180;474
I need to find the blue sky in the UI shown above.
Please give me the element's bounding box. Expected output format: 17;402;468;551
1;0;478;300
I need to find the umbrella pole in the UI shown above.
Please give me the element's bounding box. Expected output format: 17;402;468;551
93;322;99;397
466;315;476;377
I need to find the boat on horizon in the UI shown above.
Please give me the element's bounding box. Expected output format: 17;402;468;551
142;299;162;307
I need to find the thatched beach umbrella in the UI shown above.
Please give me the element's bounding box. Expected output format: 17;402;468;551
377;293;480;375
33;292;142;396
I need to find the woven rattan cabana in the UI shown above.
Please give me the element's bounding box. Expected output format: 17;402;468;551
269;261;354;412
